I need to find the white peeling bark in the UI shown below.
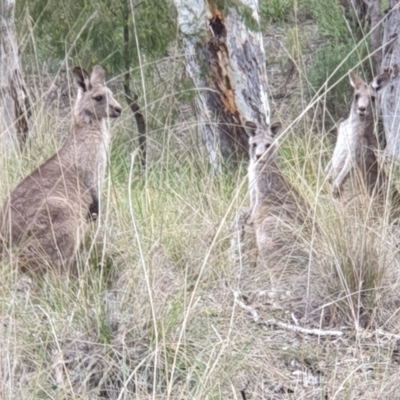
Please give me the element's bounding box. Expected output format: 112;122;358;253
370;0;382;75
0;0;30;154
174;0;221;171
223;1;271;126
174;0;271;169
381;1;400;161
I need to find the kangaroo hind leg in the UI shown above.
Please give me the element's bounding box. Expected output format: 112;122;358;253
18;197;85;274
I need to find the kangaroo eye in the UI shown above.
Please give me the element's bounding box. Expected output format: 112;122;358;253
94;95;103;102
354;94;360;101
371;96;376;102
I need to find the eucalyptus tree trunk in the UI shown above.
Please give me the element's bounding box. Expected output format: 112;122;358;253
370;0;382;74
341;0;367;26
174;0;271;170
0;0;30;153
349;0;368;21
381;1;400;161
342;0;381;74
122;0;146;169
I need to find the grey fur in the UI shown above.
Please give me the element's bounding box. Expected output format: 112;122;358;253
0;65;122;273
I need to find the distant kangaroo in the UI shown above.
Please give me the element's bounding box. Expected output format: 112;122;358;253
325;71;390;198
245;121;310;262
0;65;122;273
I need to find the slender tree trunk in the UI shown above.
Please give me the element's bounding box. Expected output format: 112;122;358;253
174;0;271;170
342;0;381;74
122;1;146;169
381;1;400;160
0;0;30;153
350;0;368;21
123;88;147;169
370;0;382;75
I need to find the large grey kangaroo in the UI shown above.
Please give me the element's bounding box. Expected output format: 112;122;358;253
245;121;310;265
325;71;390;198
0;66;122;273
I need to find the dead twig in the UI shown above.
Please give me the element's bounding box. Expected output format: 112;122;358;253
233;291;344;337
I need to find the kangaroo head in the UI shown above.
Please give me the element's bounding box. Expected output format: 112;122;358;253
73;65;122;122
245;121;282;163
349;71;390;119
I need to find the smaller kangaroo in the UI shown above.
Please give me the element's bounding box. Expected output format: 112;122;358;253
0;66;122;273
325;71;390;198
245;121;310;263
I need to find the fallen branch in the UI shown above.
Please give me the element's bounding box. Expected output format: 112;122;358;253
234;291;260;322
357;328;400;341
233;291;344;337
264;319;344;337
376;329;400;340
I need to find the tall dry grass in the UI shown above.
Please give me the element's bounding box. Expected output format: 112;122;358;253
2;8;400;400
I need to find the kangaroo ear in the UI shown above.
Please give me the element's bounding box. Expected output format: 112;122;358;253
349;71;365;89
244;121;258;137
371;72;390;92
90;65;105;86
270;122;282;137
73;67;90;92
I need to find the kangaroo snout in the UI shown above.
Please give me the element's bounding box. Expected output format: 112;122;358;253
110;105;122;118
357;107;367;117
